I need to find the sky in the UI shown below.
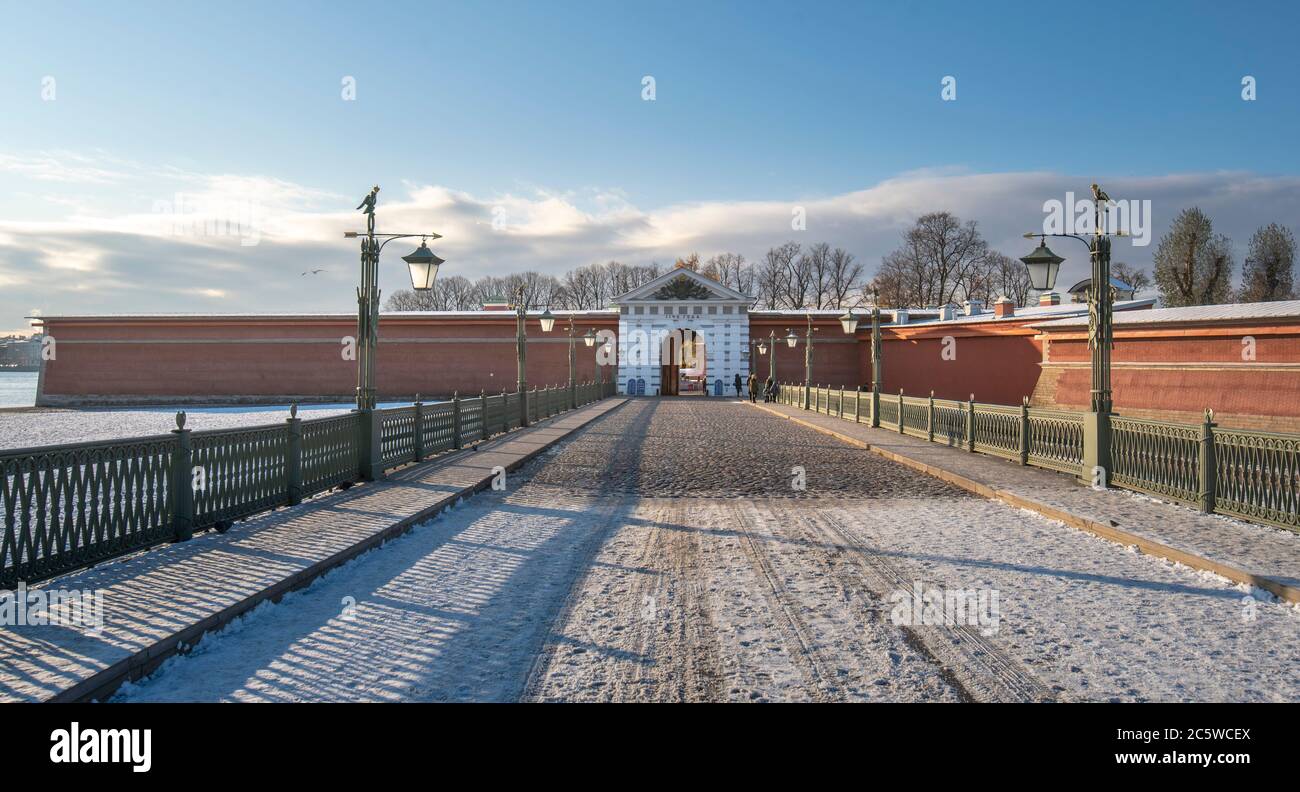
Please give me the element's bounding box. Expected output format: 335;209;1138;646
1;0;1299;333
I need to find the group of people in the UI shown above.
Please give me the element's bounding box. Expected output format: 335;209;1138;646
733;372;778;403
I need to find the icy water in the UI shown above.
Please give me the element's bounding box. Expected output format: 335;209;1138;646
0;371;37;408
0;399;432;449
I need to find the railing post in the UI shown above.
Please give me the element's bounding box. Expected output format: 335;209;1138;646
170;411;194;542
898;389;904;434
502;389;509;433
1019;397;1030;466
358;407;384;481
480;390;488;440
1081;411;1112;487
927;391;935;443
854;389;861;423
966;394;976;452
452;391;462;450
286;404;303;506
839;387;845;419
413;394;424;462
1199;408;1217;514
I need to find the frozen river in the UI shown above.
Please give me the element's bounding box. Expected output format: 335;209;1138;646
0;371;37;409
0;399;422;450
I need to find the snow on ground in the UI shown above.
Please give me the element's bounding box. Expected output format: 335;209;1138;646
0;401;427;450
825;499;1300;702
107;399;1300;702
113;485;624;702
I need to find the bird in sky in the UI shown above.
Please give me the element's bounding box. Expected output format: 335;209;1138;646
1091;183;1112;203
301;269;327;276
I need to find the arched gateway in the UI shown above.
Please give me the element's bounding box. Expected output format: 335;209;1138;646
612;267;751;396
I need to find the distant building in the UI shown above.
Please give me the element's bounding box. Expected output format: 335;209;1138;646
1067;277;1137;302
0;335;41;370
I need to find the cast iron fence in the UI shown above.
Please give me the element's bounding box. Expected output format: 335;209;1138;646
1;380;616;589
782;382;1300;533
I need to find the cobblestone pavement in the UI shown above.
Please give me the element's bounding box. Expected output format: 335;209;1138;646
115;398;1300;702
529;398;965;499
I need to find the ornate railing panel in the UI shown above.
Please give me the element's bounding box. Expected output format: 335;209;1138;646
1;435;175;589
932;399;968;447
900;396;929;440
379;407;418;467
191;424;289;528
485;394;506;436
459;401;483;444
877;396;900;429
301;413;360;497
1215;428;1300;529
421;403;456;455
972;404;1020;461
1110;417;1200;505
1026;409;1084;476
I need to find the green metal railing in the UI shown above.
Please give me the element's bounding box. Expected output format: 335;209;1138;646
1;380;616;589
1214;426;1300;530
1110;416;1201;505
784;383;1300;533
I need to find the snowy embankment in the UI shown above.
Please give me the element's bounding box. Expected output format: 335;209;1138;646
0;402;426;450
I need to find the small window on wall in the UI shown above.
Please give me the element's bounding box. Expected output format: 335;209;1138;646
708;306;717;315
634;306;644;315
693;306;702;314
649;306;658;314
620;306;629;314
722;306;733;314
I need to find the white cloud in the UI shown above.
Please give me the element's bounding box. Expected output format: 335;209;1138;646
3;154;1299;332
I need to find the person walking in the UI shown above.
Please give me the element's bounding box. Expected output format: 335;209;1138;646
764;375;775;403
747;372;758;403
733;373;743;398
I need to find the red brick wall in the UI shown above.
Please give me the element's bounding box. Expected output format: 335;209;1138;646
1036;322;1300;429
879;327;1044;404
748;319;864;388
38;315;617;405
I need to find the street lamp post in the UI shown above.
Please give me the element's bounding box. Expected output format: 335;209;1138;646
514;284;529;427
766;330;777;382
1020;183;1128;486
541;310;579;409
583;328;597;398
802;314;817;410
344;185;443;481
870;292;883;427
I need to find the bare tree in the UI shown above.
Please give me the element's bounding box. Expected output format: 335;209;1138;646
1154;207;1234;307
1110;261;1152;296
704;252;753;295
825;247;864;308
987;252;1032;307
1238;223;1296;302
872;212;990;308
783;245;814;309
755;242;800;309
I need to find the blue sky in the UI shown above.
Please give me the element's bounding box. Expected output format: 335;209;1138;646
2;0;1299;331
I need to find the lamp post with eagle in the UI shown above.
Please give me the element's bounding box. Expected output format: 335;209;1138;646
1020;182;1129;486
345;185;444;479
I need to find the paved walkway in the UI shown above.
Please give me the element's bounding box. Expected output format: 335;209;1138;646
751;400;1300;601
0;398;626;703
105;399;1300;703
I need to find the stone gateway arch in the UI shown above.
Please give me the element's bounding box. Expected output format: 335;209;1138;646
613;267;751;397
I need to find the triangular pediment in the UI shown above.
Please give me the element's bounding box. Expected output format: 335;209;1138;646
613;267;751;304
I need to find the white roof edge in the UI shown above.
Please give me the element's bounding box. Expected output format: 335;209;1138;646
30;309;622;320
1030;299;1300;329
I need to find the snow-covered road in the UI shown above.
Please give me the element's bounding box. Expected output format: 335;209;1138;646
114;400;1300;702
